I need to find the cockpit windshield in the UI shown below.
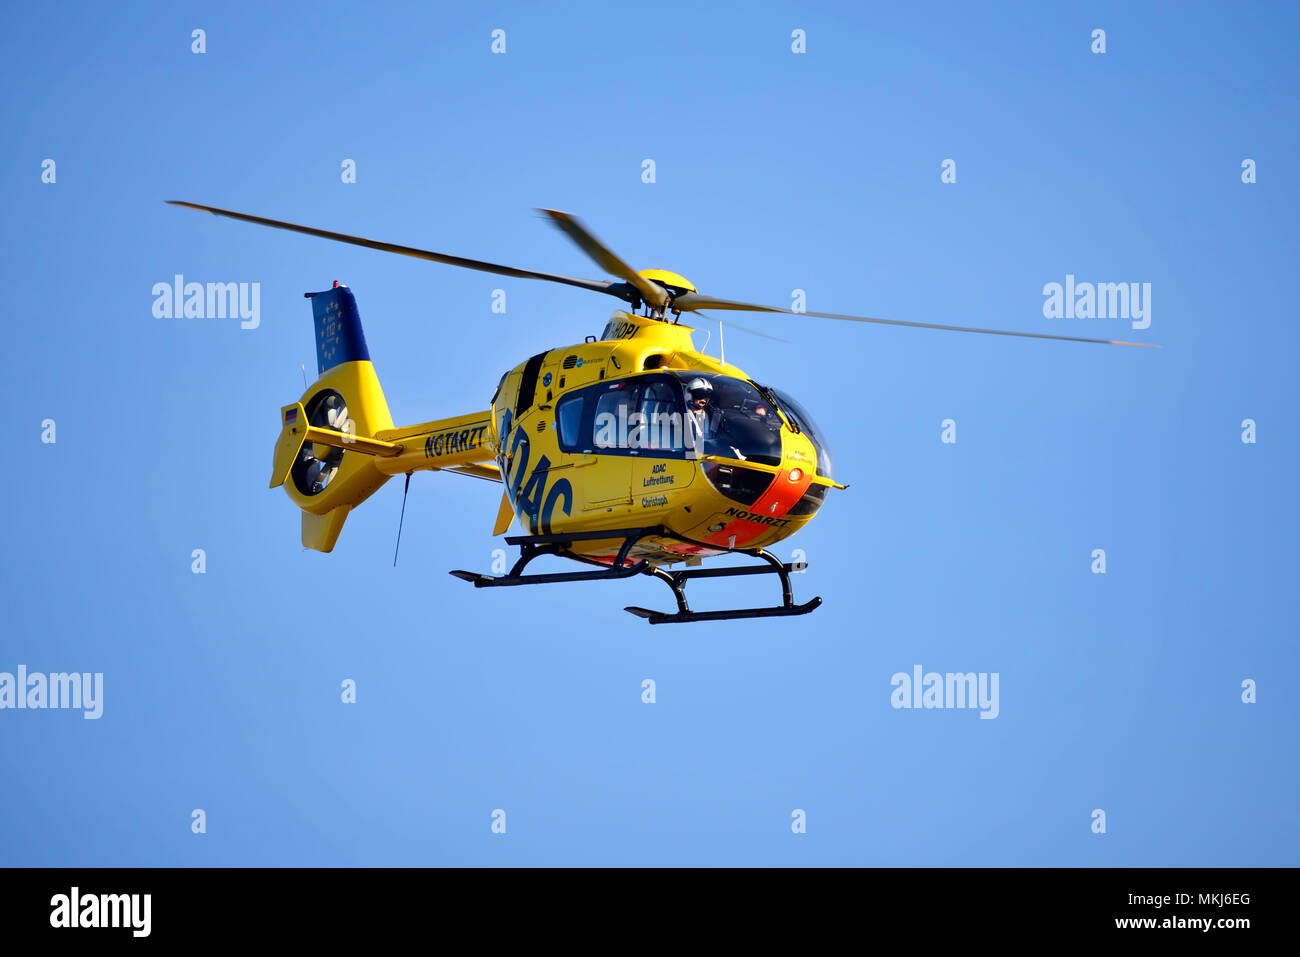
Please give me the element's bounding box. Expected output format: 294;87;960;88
765;386;833;480
674;372;783;466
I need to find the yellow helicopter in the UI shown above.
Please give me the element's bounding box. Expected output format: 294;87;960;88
169;202;1153;623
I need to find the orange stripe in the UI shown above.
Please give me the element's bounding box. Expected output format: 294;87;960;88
702;467;812;549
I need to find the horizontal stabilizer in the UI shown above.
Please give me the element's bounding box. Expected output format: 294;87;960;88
271;401;405;489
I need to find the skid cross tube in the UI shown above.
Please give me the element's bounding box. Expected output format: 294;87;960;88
450;526;663;588
449;525;822;624
624;548;820;625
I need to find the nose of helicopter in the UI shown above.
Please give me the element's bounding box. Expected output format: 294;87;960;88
768;386;833;486
763;429;820;516
781;429;819;486
768;405;833;523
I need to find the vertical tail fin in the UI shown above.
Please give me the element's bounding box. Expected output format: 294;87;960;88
273;283;394;552
310;281;371;375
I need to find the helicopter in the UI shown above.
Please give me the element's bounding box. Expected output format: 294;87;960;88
169;201;1153;624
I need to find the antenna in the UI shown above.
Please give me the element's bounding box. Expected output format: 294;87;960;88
392;473;412;567
300;364;308;390
719;320;725;365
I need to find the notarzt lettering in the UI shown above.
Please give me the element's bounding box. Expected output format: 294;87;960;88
724;506;790;528
425;425;488;458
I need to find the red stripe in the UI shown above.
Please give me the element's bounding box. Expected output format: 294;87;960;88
702;467;812;549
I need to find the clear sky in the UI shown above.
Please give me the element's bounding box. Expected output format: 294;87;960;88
1;1;1296;866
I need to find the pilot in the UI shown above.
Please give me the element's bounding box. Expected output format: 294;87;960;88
685;377;715;453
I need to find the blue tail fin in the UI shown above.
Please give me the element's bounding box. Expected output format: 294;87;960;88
307;283;370;375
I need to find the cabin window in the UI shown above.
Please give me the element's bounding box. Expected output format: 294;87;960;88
592;387;628;452
553;375;697;458
632;378;686;451
556;394;586;451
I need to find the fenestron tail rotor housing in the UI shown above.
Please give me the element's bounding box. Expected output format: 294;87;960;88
292;389;349;496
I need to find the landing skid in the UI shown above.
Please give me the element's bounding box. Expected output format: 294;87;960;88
449;525;822;625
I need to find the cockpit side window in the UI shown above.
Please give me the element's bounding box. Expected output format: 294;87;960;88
674;372;782;466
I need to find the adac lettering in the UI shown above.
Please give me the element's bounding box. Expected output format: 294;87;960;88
425;424;488;458
724;506;790;528
503;423;572;534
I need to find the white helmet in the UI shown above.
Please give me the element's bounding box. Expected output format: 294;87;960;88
687;377;713;400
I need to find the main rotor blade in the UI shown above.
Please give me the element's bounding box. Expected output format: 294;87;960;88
537;208;668;311
694;311;789;343
167;201;635;302
673;293;1158;347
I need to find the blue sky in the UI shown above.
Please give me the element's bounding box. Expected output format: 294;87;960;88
1;1;1296;865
